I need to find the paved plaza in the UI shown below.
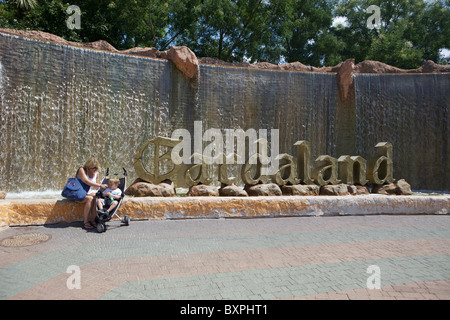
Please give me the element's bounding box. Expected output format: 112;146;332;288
1;215;449;301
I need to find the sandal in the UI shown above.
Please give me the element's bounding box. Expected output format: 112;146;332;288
83;221;96;229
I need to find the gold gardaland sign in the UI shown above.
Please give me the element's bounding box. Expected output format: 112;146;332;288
135;123;393;187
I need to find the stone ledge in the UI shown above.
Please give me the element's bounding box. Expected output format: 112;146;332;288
0;195;448;226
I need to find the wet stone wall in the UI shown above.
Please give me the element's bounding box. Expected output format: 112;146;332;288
0;33;448;192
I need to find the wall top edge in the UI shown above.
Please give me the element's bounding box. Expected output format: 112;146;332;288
1;29;449;76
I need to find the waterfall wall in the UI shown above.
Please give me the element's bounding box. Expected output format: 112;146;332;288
0;33;448;192
354;74;449;190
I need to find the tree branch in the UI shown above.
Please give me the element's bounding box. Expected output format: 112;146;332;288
224;0;263;60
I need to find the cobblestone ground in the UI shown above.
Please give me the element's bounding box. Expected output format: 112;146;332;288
1;215;449;300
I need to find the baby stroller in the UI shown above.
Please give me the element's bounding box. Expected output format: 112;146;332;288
95;168;130;233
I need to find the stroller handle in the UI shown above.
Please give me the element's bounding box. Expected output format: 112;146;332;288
104;168;127;176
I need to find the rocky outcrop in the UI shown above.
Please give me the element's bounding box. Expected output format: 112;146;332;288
163;46;199;80
124;45;200;80
0;28;119;53
122;46;160;58
372;179;413;195
337;58;356;102
417;60;450;73
1;28;447;78
354;59;450;74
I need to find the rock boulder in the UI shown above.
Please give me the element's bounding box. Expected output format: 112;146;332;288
372;179;412;195
219;184;248;196
320;184;351;196
187;184;219;196
281;184;320;196
125;179;175;197
245;183;282;196
163;46;199;80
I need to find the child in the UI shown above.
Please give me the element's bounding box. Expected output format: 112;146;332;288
97;178;122;214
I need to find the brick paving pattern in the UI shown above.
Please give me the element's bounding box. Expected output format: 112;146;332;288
1;215;449;300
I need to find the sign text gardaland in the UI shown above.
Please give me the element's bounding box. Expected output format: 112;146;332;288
134;122;393;187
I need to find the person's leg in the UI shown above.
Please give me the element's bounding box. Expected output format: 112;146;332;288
97;198;103;211
106;200;118;213
82;195;95;228
88;195;97;223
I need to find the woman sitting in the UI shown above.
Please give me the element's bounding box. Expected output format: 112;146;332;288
76;157;107;229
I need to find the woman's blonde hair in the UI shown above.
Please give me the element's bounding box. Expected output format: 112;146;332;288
83;157;99;171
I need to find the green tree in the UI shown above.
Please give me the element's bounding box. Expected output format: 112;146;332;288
166;0;337;65
167;0;273;62
367;20;424;68
327;0;449;68
277;0;335;66
415;0;450;62
0;0;81;41
0;0;447;67
11;0;37;11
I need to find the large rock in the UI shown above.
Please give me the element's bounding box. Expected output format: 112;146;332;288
244;183;282;196
354;59;450;74
0;191;6;200
354;60;407;74
351;185;371;195
280;61;315;72
125;179;175;197
337;58;355;102
372;179;412;195
122;47;160;58
251;61;282;70
0;28;119;53
187;184;219;196
81;40;118;52
319;184;351;196
163;46;199;80
281;184;320;196
219;184;248;197
418;60;450;73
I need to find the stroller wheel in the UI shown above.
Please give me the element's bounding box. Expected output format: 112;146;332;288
123;215;130;226
97;223;106;233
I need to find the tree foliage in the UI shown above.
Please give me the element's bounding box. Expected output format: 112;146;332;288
0;0;448;68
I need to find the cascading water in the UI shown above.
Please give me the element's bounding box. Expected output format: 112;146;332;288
0;32;448;193
354;74;449;191
0;34;183;192
0;33;339;193
197;65;338;158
